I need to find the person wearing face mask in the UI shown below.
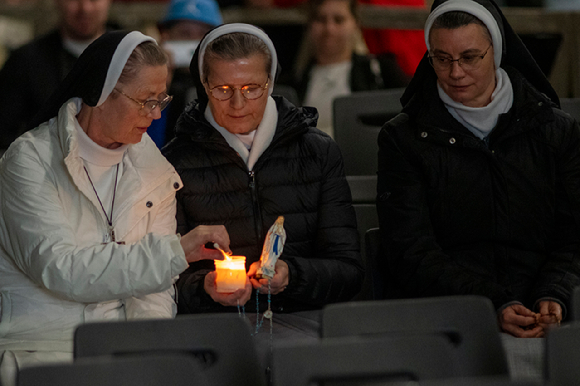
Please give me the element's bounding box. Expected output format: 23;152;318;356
162;23;364;315
286;0;409;137
0;0;116;154
150;0;223;148
377;0;580;338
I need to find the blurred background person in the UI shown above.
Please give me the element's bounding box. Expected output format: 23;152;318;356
285;0;409;137
148;0;223;148
0;0;114;153
360;0;427;78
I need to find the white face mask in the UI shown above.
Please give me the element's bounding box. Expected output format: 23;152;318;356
163;40;200;68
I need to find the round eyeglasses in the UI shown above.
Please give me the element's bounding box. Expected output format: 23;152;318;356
114;88;173;114
207;77;269;101
428;44;492;72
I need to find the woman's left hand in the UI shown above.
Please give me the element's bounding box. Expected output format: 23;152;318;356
248;260;289;295
537;300;562;330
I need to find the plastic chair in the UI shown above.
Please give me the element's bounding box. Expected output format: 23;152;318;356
351;209;379;301
419;377;542;386
545;321;580;386
570;285;580;321
17;354;209;386
347;175;377;204
74;314;266;386
271;334;457;386
321;295;509;377
273;84;300;106
333;88;405;176
364;227;384;300
559;98;580;121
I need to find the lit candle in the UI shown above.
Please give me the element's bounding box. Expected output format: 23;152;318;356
214;255;247;293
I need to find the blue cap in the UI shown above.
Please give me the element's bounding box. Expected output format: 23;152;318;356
161;0;223;28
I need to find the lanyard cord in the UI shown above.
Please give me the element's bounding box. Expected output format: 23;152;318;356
83;163;120;240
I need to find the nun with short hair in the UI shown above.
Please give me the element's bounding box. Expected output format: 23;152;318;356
377;0;580;338
0;30;228;385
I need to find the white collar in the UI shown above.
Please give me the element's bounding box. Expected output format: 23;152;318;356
204;96;278;170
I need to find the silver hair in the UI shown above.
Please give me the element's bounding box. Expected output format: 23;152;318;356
202;32;272;82
117;41;168;86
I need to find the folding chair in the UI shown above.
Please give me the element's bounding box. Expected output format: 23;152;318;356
333;88;405;176
74;314;266;386
419;377;542;386
364;227;384;300
347;175;377;204
17;354;209;386
273;84;300;106
271;334;456;386
545;321;580;386
321;295;509;377
559;98;580;121
570;285;580;321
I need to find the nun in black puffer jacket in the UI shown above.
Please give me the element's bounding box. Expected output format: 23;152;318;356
162;23;364;315
378;0;580;338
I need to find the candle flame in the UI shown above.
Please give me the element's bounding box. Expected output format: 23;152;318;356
221;250;232;261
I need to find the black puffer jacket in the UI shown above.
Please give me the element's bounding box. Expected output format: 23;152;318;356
377;66;580;313
163;96;364;314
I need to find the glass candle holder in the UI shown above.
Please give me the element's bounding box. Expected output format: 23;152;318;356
214;256;247;293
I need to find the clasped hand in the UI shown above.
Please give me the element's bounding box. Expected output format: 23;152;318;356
499;301;562;338
204;260;289;307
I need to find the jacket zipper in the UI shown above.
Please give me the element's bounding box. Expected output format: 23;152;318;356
248;170;263;242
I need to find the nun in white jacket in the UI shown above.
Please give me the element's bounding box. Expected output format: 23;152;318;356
0;30;231;385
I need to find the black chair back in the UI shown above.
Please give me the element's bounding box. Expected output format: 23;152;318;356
17;354;209;386
74;314;266;386
333;88;405;176
272;334;457;386
322;295;509;377
559;98;580;121
545;321;580;386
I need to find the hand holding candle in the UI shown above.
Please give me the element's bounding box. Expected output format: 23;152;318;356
204;270;252;307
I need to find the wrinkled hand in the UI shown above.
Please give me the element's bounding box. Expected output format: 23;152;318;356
204;271;253;307
537;300;562;330
248;260;289;295
180;225;231;263
499;304;544;338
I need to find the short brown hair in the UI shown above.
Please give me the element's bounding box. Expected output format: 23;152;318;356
430;11;492;44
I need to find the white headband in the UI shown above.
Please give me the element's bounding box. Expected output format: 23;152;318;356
197;23;278;96
424;0;502;68
97;31;156;106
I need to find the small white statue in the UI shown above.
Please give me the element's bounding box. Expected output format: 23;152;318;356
256;216;286;280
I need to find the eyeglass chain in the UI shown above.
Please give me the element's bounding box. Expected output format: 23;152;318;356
84;164;120;243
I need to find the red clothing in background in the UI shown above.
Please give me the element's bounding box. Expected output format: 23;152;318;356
360;0;426;76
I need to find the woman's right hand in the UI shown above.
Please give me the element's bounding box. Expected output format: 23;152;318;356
499;304;544;338
204;271;253;306
180;225;231;263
